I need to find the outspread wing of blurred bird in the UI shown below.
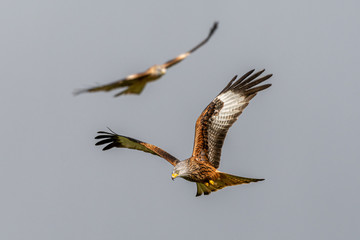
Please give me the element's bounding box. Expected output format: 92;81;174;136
74;22;218;97
94;69;272;196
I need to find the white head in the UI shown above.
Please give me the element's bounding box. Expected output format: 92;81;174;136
151;65;166;76
171;161;189;180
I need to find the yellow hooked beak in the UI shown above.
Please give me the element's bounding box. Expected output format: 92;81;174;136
171;173;179;180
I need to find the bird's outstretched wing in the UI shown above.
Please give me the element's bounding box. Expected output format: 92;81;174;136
74;22;218;97
95;130;180;166
191;69;272;169
73;71;151;96
162;22;218;69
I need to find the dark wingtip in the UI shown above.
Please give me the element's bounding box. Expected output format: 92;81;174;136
95;131;113;140
94;128;120;150
231;69;273;94
261;74;272;81
73;89;87;96
263;83;272;89
113;91;125;97
95;139;113;146
212;21;219;31
208;22;218;37
238;69;256;82
102;143;115;151
97;131;111;134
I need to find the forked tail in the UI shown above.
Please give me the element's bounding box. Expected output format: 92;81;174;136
195;172;264;197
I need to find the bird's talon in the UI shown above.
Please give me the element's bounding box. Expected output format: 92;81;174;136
209;180;215;185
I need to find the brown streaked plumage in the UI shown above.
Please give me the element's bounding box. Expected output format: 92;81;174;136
95;69;272;196
74;22;218;97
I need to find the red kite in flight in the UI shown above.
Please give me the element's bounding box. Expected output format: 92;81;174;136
95;69;272;196
75;22;218;97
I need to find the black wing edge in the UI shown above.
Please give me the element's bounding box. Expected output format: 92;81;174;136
94;128;181;166
220;69;272;96
95;128;141;151
188;21;219;54
73;88;90;96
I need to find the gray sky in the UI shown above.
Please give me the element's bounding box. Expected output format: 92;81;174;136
1;0;359;239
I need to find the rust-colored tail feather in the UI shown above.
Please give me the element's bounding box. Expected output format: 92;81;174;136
195;172;264;197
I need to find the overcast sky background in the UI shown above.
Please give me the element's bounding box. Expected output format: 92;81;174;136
1;0;359;239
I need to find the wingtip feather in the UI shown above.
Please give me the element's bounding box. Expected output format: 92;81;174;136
73;88;88;96
102;143;115;151
95;139;113;146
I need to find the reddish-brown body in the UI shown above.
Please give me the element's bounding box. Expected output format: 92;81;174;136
181;157;220;183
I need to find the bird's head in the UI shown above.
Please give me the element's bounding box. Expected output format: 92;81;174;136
152;65;166;76
171;161;188;180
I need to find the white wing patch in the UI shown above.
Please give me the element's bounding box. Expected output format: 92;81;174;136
205;91;250;168
192;69;272;169
216;91;247;119
176;52;190;60
126;74;138;80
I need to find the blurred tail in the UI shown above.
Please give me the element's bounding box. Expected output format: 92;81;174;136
195;172;264;197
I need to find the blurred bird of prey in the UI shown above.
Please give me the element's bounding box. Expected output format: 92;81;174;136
74;22;218;97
